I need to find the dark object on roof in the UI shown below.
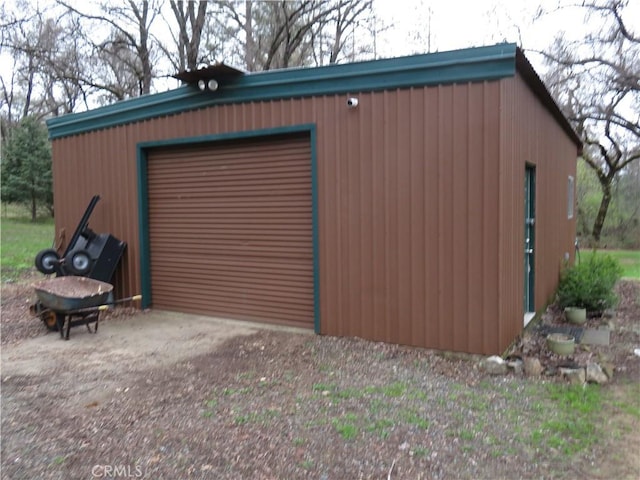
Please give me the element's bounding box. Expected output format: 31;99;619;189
172;63;245;85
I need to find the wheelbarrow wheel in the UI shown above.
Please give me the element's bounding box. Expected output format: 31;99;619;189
35;249;60;275
41;311;63;331
67;250;92;275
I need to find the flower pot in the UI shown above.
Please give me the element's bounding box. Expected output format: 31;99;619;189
546;333;576;356
564;307;587;325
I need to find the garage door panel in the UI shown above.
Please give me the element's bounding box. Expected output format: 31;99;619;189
150;274;312;296
152;254;313;271
153;284;313;307
147;134;314;328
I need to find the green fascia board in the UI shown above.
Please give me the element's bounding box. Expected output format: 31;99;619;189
47;43;518;140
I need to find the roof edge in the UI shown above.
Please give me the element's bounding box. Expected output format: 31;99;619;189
47;43;518;139
515;48;583;154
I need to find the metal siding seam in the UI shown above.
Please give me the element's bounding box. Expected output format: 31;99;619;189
137;146;152;308
310;125;320;333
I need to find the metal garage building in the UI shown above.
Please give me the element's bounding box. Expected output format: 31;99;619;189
46;43;582;355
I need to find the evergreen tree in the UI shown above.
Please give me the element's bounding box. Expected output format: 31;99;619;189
1;117;53;220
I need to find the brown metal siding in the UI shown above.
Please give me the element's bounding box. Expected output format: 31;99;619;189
146;135;313;327
51;76;575;354
498;74;578;349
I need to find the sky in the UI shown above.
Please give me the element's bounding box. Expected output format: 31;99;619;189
1;0;637;100
372;0;592;72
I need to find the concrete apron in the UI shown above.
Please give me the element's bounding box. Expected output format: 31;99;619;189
1;310;312;378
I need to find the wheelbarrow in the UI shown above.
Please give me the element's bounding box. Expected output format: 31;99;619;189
31;277;141;340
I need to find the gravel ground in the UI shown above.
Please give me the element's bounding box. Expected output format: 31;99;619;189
1;273;639;479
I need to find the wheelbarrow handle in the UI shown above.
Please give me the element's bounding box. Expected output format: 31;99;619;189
97;295;142;311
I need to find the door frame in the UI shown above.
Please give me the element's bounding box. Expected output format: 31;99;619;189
136;123;320;333
524;164;536;317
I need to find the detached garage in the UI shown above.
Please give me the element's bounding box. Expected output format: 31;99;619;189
47;43;582;355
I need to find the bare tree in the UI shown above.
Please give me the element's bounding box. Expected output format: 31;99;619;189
168;0;209;71
539;0;639;243
0;1;87;126
215;0;373;72
311;0;374;65
56;0;162;97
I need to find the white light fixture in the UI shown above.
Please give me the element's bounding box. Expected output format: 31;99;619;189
197;78;219;92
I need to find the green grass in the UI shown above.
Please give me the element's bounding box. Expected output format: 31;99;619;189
578;249;640;279
529;384;603;455
1;206;54;281
332;414;359;440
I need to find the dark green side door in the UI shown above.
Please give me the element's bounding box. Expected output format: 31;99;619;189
524;165;536;312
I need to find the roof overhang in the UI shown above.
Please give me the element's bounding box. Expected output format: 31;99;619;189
47;43;518;138
515;48;582;154
172;62;246;85
46;42;581;154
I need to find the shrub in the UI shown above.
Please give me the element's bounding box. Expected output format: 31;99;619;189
556;253;623;312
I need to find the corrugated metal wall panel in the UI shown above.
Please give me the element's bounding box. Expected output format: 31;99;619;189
50;77;575;354
146;135;313;327
498;74;578;349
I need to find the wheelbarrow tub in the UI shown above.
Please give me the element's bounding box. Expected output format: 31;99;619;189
33;277;113;312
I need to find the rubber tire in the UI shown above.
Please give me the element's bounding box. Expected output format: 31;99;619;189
67;249;92;275
35;249;60;275
41;311;62;332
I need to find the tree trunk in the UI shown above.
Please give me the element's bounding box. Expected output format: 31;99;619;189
31;193;37;222
245;0;254;71
592;178;613;242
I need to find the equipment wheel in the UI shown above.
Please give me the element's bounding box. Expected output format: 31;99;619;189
41;311;63;331
67;250;92;275
35;249;60;275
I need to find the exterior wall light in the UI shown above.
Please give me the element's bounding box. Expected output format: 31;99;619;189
197;79;219;91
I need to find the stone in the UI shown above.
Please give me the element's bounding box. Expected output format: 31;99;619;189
601;362;615;380
480;356;508;375
559;367;586;385
523;357;543;377
507;359;524;375
586;362;609;384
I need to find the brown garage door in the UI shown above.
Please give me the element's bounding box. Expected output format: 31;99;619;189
146;133;314;328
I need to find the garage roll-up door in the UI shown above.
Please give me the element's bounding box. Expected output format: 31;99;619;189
147;133;314;328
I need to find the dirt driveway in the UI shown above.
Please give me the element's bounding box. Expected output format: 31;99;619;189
2;310;276;377
1;277;639;479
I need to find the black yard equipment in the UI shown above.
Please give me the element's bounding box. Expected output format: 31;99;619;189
34;195;126;280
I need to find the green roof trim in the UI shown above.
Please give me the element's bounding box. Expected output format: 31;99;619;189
44;43;581;150
47;43;519;139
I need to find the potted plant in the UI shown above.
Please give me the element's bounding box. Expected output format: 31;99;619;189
564;306;587;325
546;333;576;356
556;253;623;321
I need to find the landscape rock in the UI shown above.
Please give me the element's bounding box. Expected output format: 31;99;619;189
601;362;615;380
559;367;586;385
523;357;543;377
480;355;508;375
506;359;524;375
586;362;609;384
